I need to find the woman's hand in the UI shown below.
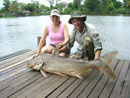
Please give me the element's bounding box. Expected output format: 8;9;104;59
56;43;64;49
32;53;39;59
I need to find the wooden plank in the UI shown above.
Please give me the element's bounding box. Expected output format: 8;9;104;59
0;60;28;76
36;76;70;98
0;68;31;91
120;60;130;98
0;57;34;83
0;65;27;82
8;74;51;98
0;50;35;69
0;56;32;73
57;79;81;98
0;50;33;68
68;70;98;98
87;59;118;98
0;51;35;83
0;51;35;85
110;60;130;98
0;49;30;61
77;71;103;98
99;59;123;98
10;71;39;88
27;75;61;98
57;73;96;98
16;75;58;98
47;77;76;98
0;51;34;70
0;70;40;98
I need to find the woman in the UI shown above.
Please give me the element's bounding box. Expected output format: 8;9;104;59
33;9;69;58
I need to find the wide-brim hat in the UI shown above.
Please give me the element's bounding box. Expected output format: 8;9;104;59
68;11;87;24
50;9;60;17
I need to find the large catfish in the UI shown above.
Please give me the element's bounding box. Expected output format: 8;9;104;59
27;51;118;79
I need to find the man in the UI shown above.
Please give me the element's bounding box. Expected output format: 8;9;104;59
62;11;102;60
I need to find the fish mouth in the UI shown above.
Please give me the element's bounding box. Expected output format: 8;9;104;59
28;63;43;70
28;64;35;68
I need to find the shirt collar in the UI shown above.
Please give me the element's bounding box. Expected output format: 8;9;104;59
82;23;87;33
73;23;87;33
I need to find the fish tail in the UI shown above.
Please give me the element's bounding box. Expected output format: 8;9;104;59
99;51;118;79
102;51;118;66
98;66;116;79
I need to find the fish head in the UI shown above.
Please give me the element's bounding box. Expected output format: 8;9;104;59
27;56;44;70
83;36;93;46
82;36;94;52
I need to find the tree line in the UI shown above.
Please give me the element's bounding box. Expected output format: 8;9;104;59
0;0;130;17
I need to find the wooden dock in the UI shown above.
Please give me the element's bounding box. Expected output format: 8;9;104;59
0;49;130;98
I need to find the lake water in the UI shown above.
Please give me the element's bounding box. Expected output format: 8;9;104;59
0;15;130;60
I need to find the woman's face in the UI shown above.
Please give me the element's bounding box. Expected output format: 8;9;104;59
71;18;84;30
51;15;60;23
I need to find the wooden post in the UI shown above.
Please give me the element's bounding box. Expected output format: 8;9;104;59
37;36;41;46
37;36;46;47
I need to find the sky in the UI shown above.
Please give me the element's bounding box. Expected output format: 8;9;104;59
0;0;123;9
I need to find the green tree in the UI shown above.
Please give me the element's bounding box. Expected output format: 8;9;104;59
84;0;101;12
55;0;61;6
9;0;19;14
24;1;40;12
39;4;48;11
3;0;11;12
124;0;130;8
17;3;27;15
32;1;40;12
113;1;122;9
107;2;115;12
123;0;129;8
25;3;34;12
49;0;54;8
73;0;82;10
48;0;61;8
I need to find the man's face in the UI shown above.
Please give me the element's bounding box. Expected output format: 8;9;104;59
71;18;84;30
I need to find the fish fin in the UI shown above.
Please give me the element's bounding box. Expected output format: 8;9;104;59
76;75;83;79
76;68;93;79
40;69;48;77
53;72;66;76
102;51;118;66
98;66;116;79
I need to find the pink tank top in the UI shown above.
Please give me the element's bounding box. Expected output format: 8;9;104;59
47;22;64;46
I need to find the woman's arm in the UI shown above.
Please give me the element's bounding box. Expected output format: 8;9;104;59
34;26;48;57
56;24;70;49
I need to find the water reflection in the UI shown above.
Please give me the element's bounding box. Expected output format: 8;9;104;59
0;15;130;60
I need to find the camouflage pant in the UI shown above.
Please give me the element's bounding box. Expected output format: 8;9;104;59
70;36;95;61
